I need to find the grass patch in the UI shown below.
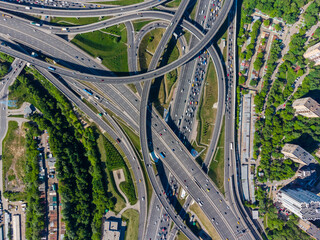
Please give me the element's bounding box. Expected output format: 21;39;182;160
71;24;128;74
2;121;26;199
118;122;141;153
7;114;24;118
197;60;218;145
189;203;221;240
132;20;155;32
51;17;104;26
82;98;99;114
165;0;181;8
189;1;199;20
177;231;190;240
122;209;139;240
183;30;192;45
127;84;137;93
97;134;126;213
208;117;225;194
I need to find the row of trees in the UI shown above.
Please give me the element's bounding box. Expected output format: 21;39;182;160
254;40;283;112
24;123;45;240
9;67;117;240
303;1;320;30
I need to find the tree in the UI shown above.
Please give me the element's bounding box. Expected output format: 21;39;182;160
254;58;263;70
240;51;246;60
239;76;246;84
313;27;320;38
275;23;282;31
263;19;270;26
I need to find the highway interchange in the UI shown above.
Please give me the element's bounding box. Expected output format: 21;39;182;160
0;0;263;239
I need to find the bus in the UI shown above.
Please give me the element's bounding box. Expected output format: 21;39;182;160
48;66;56;71
149;151;159;163
159;152;166;158
82;88;93;96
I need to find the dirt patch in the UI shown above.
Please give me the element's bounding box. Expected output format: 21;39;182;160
113;169;125;183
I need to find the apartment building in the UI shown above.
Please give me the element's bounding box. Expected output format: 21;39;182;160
304;42;320;66
293;97;320;118
281;143;315;165
277;188;320;220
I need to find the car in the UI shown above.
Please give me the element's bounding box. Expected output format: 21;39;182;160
206;188;210;192
212;218;215;222
139;179;142;183
2;107;5;110
116;138;121;143
142;197;145;201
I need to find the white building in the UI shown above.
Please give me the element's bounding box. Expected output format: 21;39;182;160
277;188;320;220
12;214;21;240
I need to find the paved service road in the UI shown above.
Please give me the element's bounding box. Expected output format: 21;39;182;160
0;58;25;212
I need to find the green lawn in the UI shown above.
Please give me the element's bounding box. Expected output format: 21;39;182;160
97;134;126;213
208;117;225;194
176;231;190;240
132;20;155;32
118;122;141;152
82;98;99;114
189;203;221;240
165;0;181;8
71;24;128;74
122;209;140;240
183;30;192;45
2;121;26;195
189;1;199;20
117;121;153;210
197;60;218;145
7;114;24;118
51;17;105;26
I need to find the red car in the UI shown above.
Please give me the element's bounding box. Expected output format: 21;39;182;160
227;73;229;77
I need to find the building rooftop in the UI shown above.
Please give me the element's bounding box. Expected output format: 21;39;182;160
282;143;315;165
293;97;320;117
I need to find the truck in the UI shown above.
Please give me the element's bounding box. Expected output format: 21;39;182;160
48;66;56;71
61;27;69;31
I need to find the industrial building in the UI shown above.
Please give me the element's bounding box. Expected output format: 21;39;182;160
293;97;320;118
277;188;320;220
303;42;320;66
281;143;316;165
